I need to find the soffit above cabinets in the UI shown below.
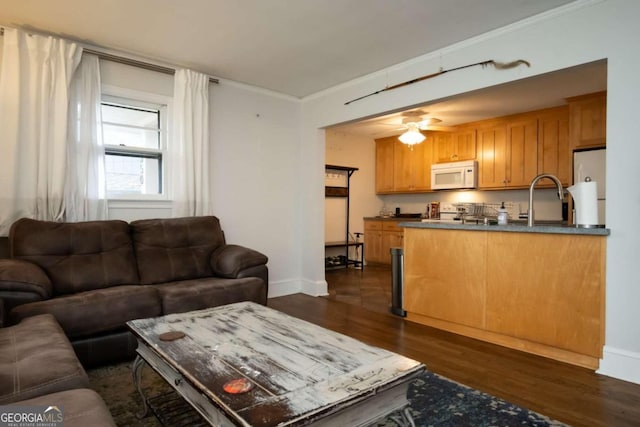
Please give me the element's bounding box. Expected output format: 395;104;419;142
331;60;607;138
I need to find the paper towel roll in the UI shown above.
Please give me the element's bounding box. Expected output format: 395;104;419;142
568;181;599;226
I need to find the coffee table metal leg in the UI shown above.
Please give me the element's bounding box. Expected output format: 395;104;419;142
132;355;149;419
390;406;416;427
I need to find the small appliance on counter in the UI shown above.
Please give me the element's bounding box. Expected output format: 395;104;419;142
421;202;459;223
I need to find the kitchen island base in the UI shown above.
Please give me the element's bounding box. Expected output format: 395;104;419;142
402;225;606;369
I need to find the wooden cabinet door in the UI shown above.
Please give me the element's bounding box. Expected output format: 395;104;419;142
380;221;403;264
432;132;455;163
538;107;571;186
411;138;432;191
506;117;538;188
485;232;605;358
375;137;395;193
393;142;414;191
452;127;477;161
364;221;383;264
404;228;487;327
568;91;606;150
477;121;507;188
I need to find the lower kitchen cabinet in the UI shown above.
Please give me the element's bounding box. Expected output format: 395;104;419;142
364;220;407;265
403;227;606;369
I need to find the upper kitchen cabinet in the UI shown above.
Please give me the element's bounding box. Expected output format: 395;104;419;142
478;108;571;189
538;106;571;185
433;127;476;163
375;136;395;193
375;134;433;194
568;91;607;150
477;119;508;188
505;116;538;187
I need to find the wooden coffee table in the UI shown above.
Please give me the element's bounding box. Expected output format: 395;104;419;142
127;302;424;426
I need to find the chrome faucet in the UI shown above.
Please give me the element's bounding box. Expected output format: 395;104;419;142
527;173;564;227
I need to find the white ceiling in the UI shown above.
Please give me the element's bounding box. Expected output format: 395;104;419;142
0;0;577;98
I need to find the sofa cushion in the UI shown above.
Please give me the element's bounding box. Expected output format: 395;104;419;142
130;216;226;284
12;388;116;427
0;314;89;404
9;286;161;339
154;277;266;314
9;218;139;295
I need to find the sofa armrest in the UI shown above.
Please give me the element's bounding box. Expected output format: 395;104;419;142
0;259;52;299
210;245;268;279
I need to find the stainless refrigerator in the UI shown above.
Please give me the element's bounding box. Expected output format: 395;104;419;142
573;149;606;225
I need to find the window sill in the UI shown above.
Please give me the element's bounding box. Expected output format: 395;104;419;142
108;199;173;209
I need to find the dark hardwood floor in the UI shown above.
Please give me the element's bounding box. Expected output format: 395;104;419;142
268;266;640;427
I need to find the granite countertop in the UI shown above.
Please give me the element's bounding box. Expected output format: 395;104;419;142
364;216;422;221
399;221;610;236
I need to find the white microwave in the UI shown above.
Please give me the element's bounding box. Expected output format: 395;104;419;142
431;160;478;190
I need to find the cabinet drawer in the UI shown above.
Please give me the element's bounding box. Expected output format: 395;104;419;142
364;221;382;231
382;221;404;232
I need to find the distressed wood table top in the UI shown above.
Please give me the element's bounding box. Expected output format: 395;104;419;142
127;301;424;426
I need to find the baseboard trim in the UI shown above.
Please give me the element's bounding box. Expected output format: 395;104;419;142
301;279;328;297
267;279;300;298
598;346;640;385
267;278;328;298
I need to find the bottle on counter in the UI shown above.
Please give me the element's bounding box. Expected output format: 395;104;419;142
497;202;508;225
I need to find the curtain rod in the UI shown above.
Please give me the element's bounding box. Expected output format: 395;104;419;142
0;27;219;84
83;48;219;84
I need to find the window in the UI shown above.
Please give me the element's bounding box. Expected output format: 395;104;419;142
101;95;167;198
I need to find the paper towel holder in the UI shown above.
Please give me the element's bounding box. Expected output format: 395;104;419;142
568;177;605;228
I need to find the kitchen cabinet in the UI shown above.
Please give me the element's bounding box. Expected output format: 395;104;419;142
363;219;406;264
403;227;606;369
477;120;507;188
375;134;433;194
568;91;606;150
393;141;431;192
433;127;476;163
505;116;539;187
478;109;570;189
363;220;383;264
538;106;571;185
375;137;395;193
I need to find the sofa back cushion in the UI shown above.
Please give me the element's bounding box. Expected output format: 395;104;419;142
130;216;225;285
9;218;139;295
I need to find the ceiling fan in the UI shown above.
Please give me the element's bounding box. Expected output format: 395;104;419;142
382;109;450;145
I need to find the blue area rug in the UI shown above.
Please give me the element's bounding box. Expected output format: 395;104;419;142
89;363;567;426
375;371;567;427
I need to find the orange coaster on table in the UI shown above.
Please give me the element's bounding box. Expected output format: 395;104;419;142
158;331;186;341
223;378;253;394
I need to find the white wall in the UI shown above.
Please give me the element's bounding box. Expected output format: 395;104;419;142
99;60;304;298
301;0;640;384
207;80;302;297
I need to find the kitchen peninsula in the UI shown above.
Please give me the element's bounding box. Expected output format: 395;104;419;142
400;221;608;369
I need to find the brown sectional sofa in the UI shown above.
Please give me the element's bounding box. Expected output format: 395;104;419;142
0;216;268;367
0;314;116;426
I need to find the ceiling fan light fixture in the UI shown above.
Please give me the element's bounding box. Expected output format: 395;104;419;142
398;123;425;145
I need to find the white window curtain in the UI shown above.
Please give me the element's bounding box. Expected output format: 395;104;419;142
170;69;212;217
64;54;107;221
0;28;82;235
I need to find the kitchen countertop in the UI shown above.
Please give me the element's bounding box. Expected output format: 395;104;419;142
364;216;422;221
400;220;610;236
